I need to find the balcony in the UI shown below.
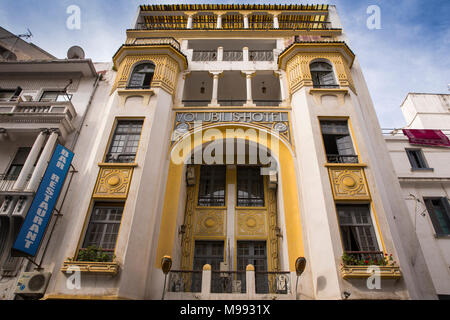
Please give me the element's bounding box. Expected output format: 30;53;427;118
165;265;293;300
0;101;77;135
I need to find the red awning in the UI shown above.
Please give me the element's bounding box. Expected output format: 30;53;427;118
402;129;450;147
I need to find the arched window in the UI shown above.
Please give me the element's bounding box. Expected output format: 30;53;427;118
310;61;338;88
127;62;155;89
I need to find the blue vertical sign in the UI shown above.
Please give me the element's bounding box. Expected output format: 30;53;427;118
12;144;74;257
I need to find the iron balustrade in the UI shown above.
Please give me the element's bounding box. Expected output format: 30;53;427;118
223;50;243;61
248;22;274;29
255;271;291;294
192;50;217;61
313;84;340;89
248;50;274;61
326;154;359;164
211;270;246;293
168;270;203;293
105;153;137;164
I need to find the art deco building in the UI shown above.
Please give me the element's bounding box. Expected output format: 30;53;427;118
1;4;439;300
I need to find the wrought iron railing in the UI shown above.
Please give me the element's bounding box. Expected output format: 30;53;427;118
182;100;211;107
249;50;274;61
279;21;331;29
223;50;243;61
326;154;359;164
255;271;291;294
168;270;203;293
211;270;246;293
105;153;137;164
192;50;217;61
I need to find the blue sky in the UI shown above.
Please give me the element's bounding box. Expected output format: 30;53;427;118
0;0;449;128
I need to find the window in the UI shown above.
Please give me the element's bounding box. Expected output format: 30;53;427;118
40;91;72;102
105;120;143;163
424;198;450;236
406;149;430;170
127;62;155;89
81;203;124;260
337;204;381;260
4;147;31;180
197;165;226;206
237;166;265;207
310;61;338;88
320;120;358;163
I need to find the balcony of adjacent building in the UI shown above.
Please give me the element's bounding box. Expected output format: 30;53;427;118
181;70;285;107
0;128;63;216
0;88;77;138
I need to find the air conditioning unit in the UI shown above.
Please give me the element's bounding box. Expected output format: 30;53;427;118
15;271;51;297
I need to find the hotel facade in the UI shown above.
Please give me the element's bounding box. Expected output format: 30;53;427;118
0;4;441;300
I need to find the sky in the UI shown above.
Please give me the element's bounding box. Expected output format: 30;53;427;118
0;0;449;128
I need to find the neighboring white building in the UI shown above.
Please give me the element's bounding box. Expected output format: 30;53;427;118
0;27;102;299
385;93;450;300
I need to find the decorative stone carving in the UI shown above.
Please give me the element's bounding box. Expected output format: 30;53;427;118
328;166;371;200
181;186;195;270
112;54;180;95
93;166;134;199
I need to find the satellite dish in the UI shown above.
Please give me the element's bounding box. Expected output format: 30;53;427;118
67;46;85;59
